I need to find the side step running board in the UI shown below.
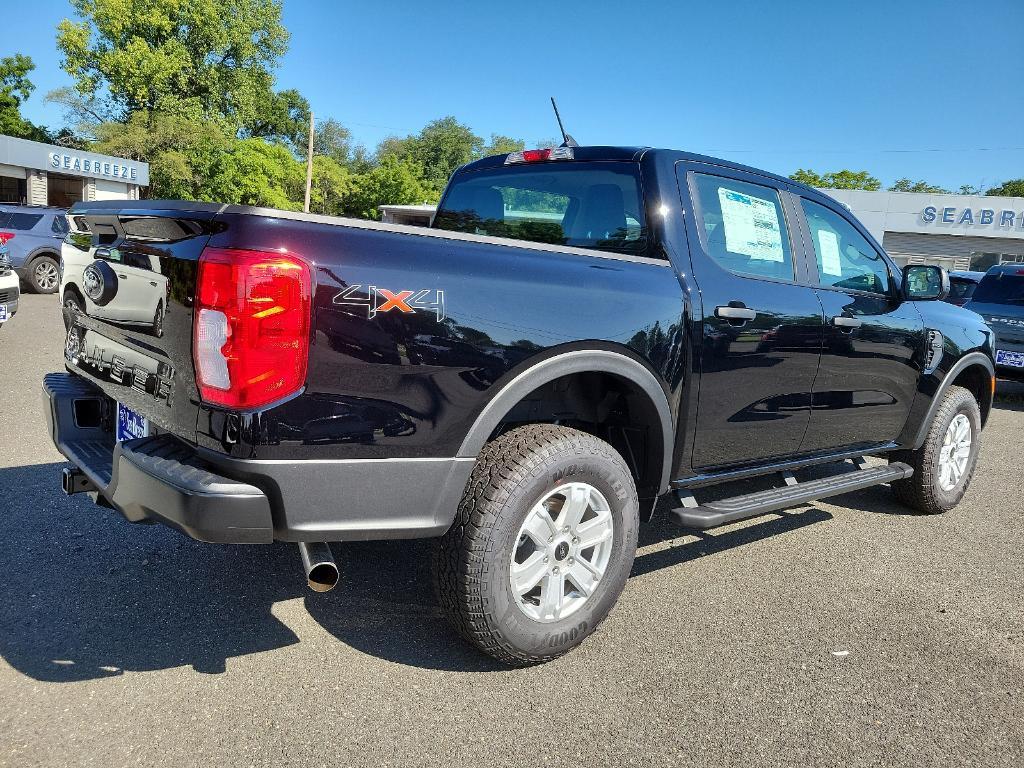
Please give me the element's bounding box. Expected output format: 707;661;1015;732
671;461;913;530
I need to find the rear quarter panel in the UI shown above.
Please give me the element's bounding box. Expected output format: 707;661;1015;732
200;213;688;461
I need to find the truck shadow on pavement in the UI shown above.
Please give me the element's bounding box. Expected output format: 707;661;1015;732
1;462;912;678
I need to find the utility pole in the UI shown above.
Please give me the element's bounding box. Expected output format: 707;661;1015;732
303;110;314;213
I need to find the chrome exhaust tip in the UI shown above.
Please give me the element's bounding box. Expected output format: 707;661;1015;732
298;542;339;593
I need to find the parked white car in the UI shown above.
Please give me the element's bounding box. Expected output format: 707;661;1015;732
0;235;20;329
60;241;168;337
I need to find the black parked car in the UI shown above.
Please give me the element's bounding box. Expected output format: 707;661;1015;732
966;265;1024;380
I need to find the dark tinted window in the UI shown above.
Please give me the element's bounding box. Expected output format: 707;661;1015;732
691;173;795;281
51;215;69;235
6;213;44;231
433;161;648;255
972;270;1024;305
948;278;978;302
123;252;154;270
801;199;890;295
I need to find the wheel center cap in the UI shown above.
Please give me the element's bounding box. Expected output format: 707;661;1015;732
554;541;570;561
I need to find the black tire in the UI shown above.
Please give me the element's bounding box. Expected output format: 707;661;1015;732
28;254;60;294
891;385;981;514
152;301;164;338
63;291;84;331
434;424;640;666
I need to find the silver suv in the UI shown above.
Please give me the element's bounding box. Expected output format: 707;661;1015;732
0;205;69;293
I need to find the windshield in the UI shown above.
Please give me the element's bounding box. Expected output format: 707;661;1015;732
971;270;1024;305
433;161;648;255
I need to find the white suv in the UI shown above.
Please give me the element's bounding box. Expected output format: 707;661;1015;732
0;235;20;329
61;242;169;337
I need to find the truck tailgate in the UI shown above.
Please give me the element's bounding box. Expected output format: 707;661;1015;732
61;205;220;442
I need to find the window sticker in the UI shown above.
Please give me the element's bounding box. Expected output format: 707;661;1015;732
717;188;785;262
816;229;843;277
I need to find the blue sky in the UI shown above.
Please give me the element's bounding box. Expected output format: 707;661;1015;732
6;0;1023;191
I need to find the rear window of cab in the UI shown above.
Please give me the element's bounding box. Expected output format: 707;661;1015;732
433;161;649;256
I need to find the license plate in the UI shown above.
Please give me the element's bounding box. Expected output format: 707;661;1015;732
995;350;1024;368
116;402;149;442
0;304;7;322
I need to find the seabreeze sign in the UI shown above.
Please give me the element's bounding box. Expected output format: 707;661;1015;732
49;151;139;182
923;205;1023;230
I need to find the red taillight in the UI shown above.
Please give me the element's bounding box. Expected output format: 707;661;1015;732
0;232;14;245
193;247;312;410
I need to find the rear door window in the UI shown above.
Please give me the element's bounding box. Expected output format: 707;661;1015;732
6;213;44;231
433;161;648;255
690;173;796;281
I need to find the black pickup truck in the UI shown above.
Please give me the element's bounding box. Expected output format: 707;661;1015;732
47;145;995;665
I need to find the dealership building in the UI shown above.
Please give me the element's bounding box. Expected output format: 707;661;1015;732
822;188;1024;273
0;134;149;208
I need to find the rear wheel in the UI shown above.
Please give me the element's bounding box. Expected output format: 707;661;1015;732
29;255;59;294
152;301;165;337
434;424;639;665
891;385;981;514
63;291;84;330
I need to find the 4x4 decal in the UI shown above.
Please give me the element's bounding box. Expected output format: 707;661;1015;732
333;285;446;321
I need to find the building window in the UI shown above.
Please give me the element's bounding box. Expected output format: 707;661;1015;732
0;176;26;204
48;173;85;208
970;252;1024;272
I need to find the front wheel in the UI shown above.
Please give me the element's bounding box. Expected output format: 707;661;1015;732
434;425;640;665
891;385;982;514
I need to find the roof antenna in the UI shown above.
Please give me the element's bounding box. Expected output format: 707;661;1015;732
550;97;578;148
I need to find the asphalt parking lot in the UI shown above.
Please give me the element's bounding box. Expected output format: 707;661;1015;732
1;292;1023;767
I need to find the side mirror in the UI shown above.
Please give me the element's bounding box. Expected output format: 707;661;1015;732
903;264;949;301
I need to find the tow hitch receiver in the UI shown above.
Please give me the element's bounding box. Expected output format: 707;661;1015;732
61;467;96;495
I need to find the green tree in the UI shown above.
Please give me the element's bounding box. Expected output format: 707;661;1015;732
790;168;827;187
378;116;484;191
92;111;232;200
889;178;950;194
206;137;304;209
0;54;50;141
790;168;881;190
306;155;352;215
312;117;353;165
342;155;436;219
483;134;525;157
985;179;1024;197
55;0;291;134
246;88;310;147
957;184;981;196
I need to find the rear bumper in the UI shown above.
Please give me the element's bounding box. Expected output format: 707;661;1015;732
43;373;473;544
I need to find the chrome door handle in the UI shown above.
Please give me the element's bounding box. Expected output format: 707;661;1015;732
715;305;757;321
832;315;863;329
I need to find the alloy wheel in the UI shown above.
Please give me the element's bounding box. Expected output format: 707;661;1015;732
509;482;614;623
937;413;972;492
